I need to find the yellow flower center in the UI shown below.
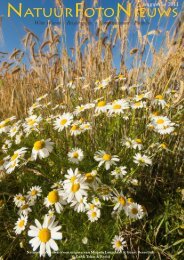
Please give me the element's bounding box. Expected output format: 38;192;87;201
103;154;111;161
90;204;95;210
85;173;94;183
118;74;124;79
28;119;36;126
156;119;164;124
34;140;45;151
139;158;145;163
112;104;121;110
5;119;10;124
18;220;25;228
135;139;142;144
155;95;163;100
73;152;79;158
0;160;4;166
131;208;138;215
17;196;25;201
71;125;79;131
138;94;144;99
91;212;97;218
98;84;103;89
71;183;80;193
38;228;51;243
134;102;141;107
160;143;167;149
11;153;19;161
0;123;6;128
48;191;59;203
31;190;37;196
21;204;29;210
60;119;67;125
115;241;122;248
79;106;84;111
127;198;134;203
97;101;106;107
118;196;126;206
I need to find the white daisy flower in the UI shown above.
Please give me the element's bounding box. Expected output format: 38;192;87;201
94;151;120;170
7;147;27;164
5;147;27;173
74;105;86;115
8;123;21;138
28;215;62;257
131;101;146;109
97;185;113;201
156;125;175;135
108;99;129;115
133;153;152;166
134;92;151;101
5;160;19;174
15;131;23;144
63;168;81;185
130;178;139;186
14;215;28;234
14;194;27;208
68;148;84;164
28;103;42;115
53;113;73;132
113;193;127;211
31;139;54;160
112;235;127;253
111;166;127;179
91;197;102;208
94;77;111;91
80;122;92;132
2;139;12;153
95;101;108;114
0;116;16;134
87;207;101;222
154;95;167;108
84;103;95;110
63;176;89;203
132;139;143;150
115;74;126;82
23;115;42;133
70;196;88;213
27;186;42;200
122;137;135;149
126;202;144;219
18;203;32;216
151;116;172;129
44;190;66;213
70;122;83;136
84;170;101;189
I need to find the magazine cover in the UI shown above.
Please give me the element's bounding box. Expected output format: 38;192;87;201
0;0;183;259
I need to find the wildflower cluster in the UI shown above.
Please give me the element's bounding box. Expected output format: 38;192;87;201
0;74;181;257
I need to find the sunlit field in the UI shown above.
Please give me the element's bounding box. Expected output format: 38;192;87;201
0;1;183;259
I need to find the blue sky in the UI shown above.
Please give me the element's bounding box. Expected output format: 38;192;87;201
0;0;182;70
